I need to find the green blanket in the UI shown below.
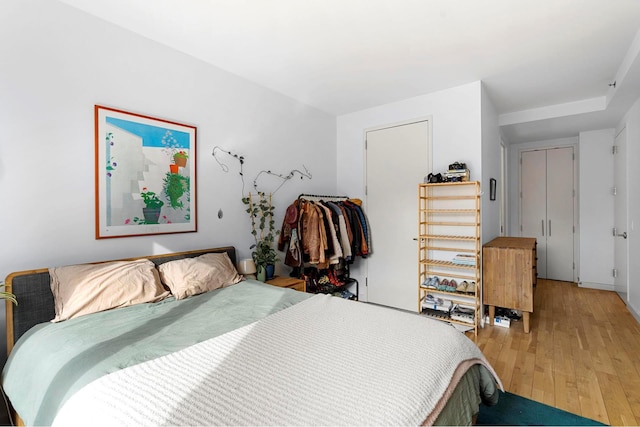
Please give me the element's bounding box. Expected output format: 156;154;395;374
1;280;310;426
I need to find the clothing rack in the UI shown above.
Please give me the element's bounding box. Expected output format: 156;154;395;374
291;193;360;301
297;193;349;201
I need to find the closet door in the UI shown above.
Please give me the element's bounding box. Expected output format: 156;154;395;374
366;120;430;311
520;147;575;281
546;147;574;281
521;150;547;277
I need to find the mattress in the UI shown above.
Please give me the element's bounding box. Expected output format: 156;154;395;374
2;280;499;425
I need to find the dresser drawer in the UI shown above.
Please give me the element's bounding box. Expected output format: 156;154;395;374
265;276;306;292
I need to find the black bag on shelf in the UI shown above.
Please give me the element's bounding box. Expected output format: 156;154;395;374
428;173;444;183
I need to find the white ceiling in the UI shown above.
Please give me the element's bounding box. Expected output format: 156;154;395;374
59;0;640;143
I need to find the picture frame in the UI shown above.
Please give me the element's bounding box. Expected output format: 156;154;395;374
489;178;497;201
95;105;197;239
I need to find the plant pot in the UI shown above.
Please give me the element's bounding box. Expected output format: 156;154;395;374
142;207;161;224
256;265;266;282
169;164;179;174
265;264;275;280
174;155;187;167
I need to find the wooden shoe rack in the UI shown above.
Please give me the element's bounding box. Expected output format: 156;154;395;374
417;181;481;336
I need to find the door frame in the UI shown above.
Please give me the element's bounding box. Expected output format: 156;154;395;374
515;139;579;283
614;126;629;300
363;116;433;305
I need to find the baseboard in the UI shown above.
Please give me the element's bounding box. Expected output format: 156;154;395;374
578;281;615;291
627;302;640;325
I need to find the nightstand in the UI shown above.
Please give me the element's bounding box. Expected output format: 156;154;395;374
265;276;306;292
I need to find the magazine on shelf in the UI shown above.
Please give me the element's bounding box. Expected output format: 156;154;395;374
451;253;476;266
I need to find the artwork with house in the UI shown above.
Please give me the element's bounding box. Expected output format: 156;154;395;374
95;105;197;238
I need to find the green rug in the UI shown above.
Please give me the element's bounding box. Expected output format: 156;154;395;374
477;391;607;426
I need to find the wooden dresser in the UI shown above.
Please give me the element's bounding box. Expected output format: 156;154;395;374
265;276;306;292
482;237;537;333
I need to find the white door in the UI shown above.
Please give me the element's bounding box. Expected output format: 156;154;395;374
520;147;575;281
521;150;547;276
546;147;574;281
366;120;430;311
614;128;628;300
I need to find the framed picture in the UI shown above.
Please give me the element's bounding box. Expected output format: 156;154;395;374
489;178;497;201
95;105;197;239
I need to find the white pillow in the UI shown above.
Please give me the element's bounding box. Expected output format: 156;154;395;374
158;252;243;300
49;259;169;322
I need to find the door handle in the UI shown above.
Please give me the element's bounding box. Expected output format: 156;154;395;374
541;220;544;236
617;231;628;239
548;219;551;237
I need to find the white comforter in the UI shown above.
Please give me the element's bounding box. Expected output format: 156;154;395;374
53;294;501;426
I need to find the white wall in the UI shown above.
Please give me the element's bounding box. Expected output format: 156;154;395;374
621;97;640;317
578;129;615;289
0;0;337;358
336;81;483;301
481;84;502;243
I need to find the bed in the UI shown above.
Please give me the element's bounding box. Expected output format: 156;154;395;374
2;247;501;426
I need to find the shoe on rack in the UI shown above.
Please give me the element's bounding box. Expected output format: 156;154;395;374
431;276;440;289
328;270;344;286
465;281;476;294
457;281;468;293
438;278;449;291
447;279;458;292
424;276;439;289
424;294;444;306
334;290;355;299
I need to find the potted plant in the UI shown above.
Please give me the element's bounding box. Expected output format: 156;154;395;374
162;172;189;209
241;192;279;281
0;282;17;305
173;150;188;168
160;131;187;167
140;188;164;224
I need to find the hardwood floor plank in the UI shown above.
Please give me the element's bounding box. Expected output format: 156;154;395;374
617;375;640;422
531;353;555;406
497;347;518;390
574;347;609;424
554;372;581;415
553;329;576;378
510;350;535;398
596;371;637;426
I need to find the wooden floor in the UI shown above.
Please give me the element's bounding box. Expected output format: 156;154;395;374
474;279;640;425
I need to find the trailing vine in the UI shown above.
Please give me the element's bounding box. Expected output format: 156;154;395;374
212;145;311;196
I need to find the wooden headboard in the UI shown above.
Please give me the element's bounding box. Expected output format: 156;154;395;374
4;246;237;354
